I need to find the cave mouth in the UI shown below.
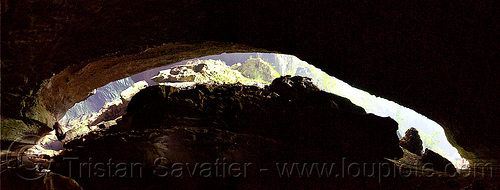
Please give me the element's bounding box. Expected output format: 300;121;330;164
43;52;465;168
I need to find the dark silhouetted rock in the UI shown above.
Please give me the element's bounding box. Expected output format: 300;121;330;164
56;127;281;190
421;148;457;175
269;75;320;96
270;75;366;115
98;124;105;129
43;172;83;190
48;76;405;189
53;122;65;141
399;127;423;156
121;76;401;161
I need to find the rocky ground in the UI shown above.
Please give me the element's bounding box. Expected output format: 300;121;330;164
2;76;498;189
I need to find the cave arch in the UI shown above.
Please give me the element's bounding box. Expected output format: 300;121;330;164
55;52;465;168
2;0;496;170
20;42;270;126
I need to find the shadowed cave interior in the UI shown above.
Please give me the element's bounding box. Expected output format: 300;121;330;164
1;0;498;189
3;53;497;190
57;53;465;166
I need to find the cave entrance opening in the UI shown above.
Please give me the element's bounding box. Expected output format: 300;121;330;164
51;52;466;168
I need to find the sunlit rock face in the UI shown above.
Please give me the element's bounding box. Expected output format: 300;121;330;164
58;81;148;143
89;81;148;127
62;78;135;120
59;58;270;131
150;59;256;84
233;58;280;82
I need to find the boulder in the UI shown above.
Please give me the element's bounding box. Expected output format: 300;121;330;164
270;75;366;114
399;127;424;156
120;81;148;103
421;148;458;175
234;58;280;82
270;75;320;94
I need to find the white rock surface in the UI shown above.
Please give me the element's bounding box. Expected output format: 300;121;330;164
120;81;148;102
151;59;255;84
